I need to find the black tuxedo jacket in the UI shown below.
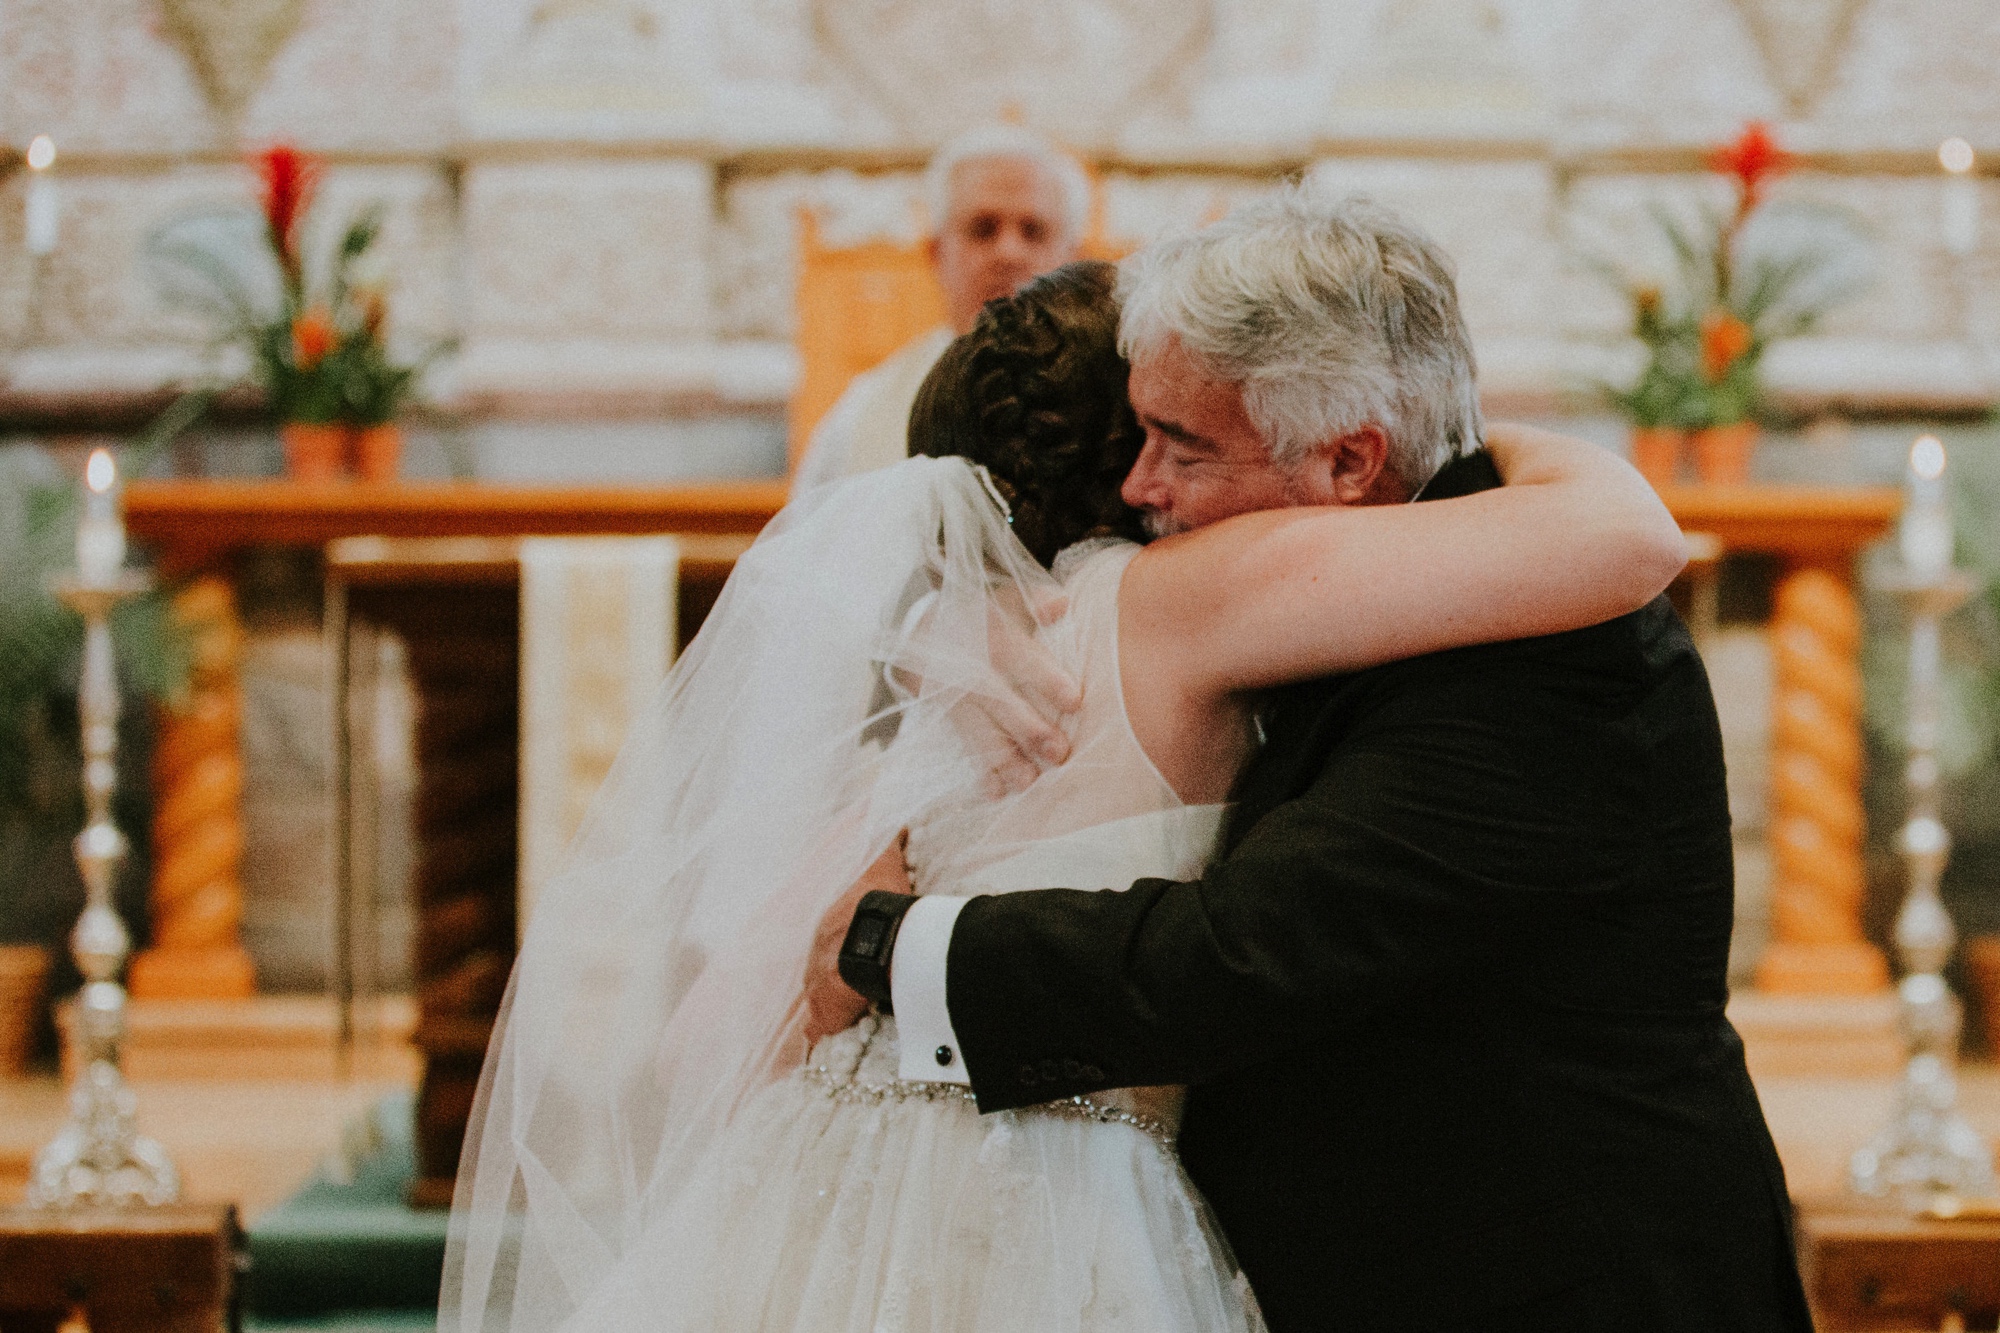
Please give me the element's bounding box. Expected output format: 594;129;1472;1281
943;452;1814;1332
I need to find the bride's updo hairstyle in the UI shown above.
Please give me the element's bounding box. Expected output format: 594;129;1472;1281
909;260;1148;567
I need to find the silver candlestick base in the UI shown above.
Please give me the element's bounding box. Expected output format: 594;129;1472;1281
27;573;181;1208
1850;567;1994;1204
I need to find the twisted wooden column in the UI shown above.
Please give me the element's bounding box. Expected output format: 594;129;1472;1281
1754;566;1889;994
129;576;257;999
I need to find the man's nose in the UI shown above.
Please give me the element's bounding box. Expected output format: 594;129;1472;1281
1122;444;1167;511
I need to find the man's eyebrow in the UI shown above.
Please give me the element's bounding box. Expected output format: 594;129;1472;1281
1141;414;1215;450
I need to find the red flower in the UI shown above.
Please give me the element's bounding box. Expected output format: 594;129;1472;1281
1709;122;1790;213
1699;309;1754;382
256;144;319;280
292;307;336;369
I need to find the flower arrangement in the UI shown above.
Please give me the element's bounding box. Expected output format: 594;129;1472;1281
1594;123;1874;484
146;144;449;480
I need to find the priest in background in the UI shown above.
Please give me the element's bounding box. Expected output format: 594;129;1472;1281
792;126;1091;490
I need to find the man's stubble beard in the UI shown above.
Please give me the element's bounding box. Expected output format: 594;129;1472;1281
1137;462;1329;540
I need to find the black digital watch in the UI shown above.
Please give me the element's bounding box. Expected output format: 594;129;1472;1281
837;890;919;1014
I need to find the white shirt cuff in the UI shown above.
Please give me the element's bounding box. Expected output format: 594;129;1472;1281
892;895;972;1085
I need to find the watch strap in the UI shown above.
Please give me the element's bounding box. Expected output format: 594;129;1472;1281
837;889;918;1013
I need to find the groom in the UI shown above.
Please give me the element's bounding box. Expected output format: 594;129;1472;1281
812;192;1814;1332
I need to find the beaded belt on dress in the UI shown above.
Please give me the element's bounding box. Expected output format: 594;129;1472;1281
800;1027;1176;1148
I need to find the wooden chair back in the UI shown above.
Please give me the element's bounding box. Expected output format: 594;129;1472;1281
787;173;1131;472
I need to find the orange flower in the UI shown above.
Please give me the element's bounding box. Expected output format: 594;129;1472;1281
1709;122;1790;213
1699;309;1753;381
292;307;337;369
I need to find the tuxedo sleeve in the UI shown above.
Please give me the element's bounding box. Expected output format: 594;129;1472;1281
943;654;1630;1112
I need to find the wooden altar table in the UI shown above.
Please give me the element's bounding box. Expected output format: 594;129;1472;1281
128;477;788;578
123;479;781;1204
323;533;751;1206
120;479;784;1003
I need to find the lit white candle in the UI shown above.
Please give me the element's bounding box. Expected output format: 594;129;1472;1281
1900;434;1952;578
1940;137;1978;258
76;448;125;585
24;135;58;258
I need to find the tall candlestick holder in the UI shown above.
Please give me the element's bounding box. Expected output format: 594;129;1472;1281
1849;557;1994;1203
26;567;182;1208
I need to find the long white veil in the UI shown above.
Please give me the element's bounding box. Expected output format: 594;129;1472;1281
438;457;1069;1333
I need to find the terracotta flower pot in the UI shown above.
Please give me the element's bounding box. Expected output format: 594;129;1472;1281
281;421;349;483
1628;427;1685;490
352;423;403;483
1691;421;1759;486
0;943;52;1076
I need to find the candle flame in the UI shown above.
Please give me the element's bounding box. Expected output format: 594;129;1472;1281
26;135;55;172
85;448;115;494
1940;138;1975;175
1911;434;1946;482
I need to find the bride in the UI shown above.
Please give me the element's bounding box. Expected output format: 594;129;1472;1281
440;261;1684;1332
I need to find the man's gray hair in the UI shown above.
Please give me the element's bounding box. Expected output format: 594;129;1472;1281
1117;184;1481;492
924;125;1093;246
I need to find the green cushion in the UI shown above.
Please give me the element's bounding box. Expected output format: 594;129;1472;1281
243;1091;447;1320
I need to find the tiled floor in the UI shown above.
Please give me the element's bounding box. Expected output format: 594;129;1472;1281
0;1070;415;1221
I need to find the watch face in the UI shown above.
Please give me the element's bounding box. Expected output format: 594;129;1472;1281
849;914;888;957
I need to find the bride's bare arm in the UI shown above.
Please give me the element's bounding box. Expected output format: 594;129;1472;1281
1122;423;1687;698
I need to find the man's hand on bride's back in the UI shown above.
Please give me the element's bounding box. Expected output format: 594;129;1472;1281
956;587;1081;796
802;832;914;1046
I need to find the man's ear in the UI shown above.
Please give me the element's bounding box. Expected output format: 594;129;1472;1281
1318;426;1393;505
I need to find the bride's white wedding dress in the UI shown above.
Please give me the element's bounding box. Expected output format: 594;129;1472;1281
441;459;1263;1333
562;543;1262;1332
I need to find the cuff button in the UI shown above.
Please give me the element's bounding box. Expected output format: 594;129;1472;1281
934;1045;955;1068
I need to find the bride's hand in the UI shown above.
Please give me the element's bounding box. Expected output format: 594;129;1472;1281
901;584;1080;795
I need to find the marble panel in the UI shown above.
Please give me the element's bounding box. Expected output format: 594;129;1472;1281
1307;157;1561;339
1551;0;2000;155
451;337;794;410
1324;0;1548;139
714;169;928;342
1098;173;1278;249
1142;0;1334;153
237;0;460;153
1809;0;2000;149
1779;173;1968;344
456;0;732;143
463;159;714;340
807;0;1209;150
4;164;458;392
1542;0;1780;145
301;164;461;350
0;177;35;350
15;164;251;348
1562;171;1958;344
0;0;220;154
238;626;334;992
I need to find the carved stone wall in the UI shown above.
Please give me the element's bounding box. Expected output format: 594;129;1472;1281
4;0;1999;429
